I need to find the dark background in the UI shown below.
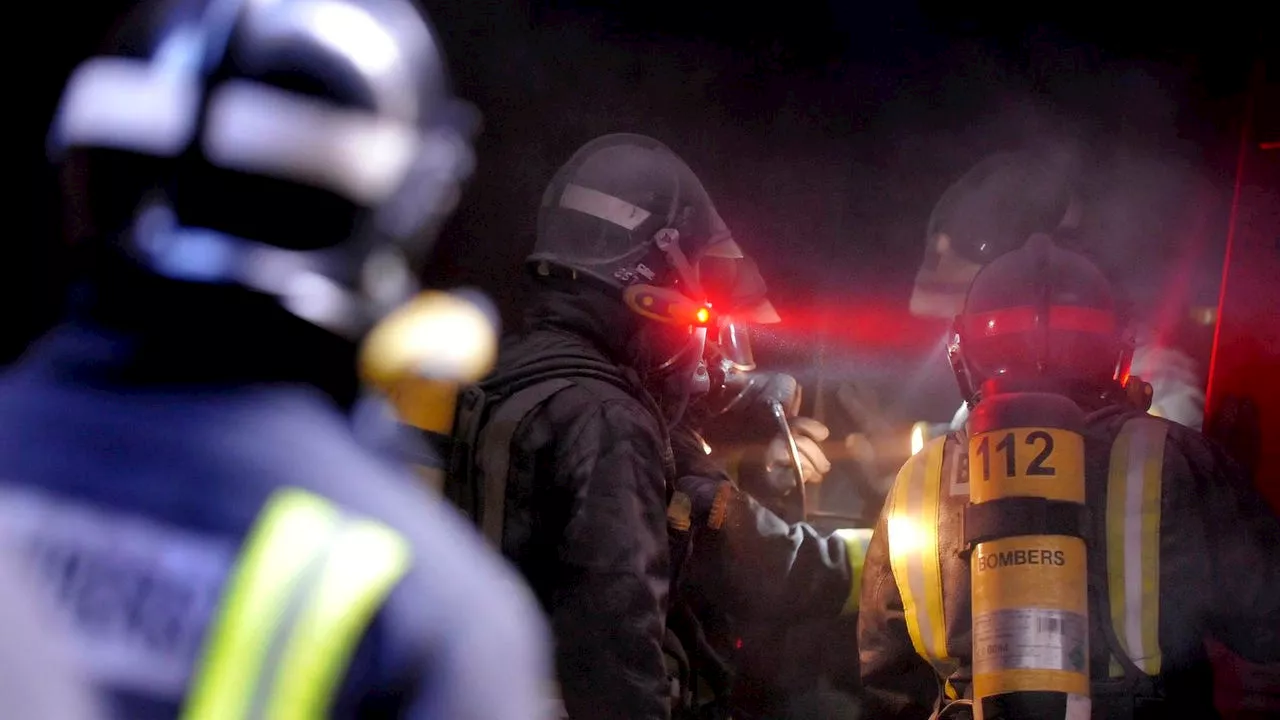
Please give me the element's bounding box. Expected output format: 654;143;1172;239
13;0;1270;423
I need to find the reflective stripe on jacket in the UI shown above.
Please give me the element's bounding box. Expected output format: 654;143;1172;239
181;488;411;720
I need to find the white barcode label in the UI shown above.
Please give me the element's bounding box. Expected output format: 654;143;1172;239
973;608;1088;673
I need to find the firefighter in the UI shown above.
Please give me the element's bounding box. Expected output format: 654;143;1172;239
911;149;1207;431
0;0;552;718
447;132;867;719
857;235;1280;719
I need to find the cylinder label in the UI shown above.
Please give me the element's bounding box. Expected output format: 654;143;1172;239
969;427;1085;503
973;608;1088;673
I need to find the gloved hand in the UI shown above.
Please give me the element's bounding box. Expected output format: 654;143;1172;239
744;372;802;417
761;417;831;495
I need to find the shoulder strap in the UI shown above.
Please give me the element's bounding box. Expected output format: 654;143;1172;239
182;487;411;720
475;379;576;544
1102;416;1168;679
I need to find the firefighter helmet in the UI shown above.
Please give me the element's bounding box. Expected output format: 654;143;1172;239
948;234;1133;405
532;133;779;372
50;0;477;340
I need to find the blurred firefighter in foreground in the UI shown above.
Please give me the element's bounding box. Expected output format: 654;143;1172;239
444;133;866;719
910;150;1208;431
858;235;1280;719
0;0;553;717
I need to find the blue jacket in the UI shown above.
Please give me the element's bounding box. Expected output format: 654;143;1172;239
0;319;552;720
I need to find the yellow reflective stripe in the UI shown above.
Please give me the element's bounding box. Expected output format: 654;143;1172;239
182;489;341;720
267;517;411;719
181;488;411;720
834;527;873;614
1105;419;1167;678
887;437;951;669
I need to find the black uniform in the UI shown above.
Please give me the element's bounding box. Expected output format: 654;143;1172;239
475;287;674;720
461;131;832;719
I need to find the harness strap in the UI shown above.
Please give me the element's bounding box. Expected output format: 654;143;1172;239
475;379;576;544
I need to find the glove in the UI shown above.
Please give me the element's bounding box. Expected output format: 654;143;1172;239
744;372;802;417
762;417;831;495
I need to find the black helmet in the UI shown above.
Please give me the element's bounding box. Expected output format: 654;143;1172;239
49;0;476;339
948;234;1134;405
532;133;778;370
911;150;1080;319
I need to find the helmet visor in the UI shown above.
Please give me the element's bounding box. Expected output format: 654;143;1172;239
714;318;756;371
695;243;780;324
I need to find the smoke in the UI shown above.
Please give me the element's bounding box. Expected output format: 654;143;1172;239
861;40;1229;329
424;4;1236;419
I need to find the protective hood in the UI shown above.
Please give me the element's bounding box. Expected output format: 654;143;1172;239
500;280;697;426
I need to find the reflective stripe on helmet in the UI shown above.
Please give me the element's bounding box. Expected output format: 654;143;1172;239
834;527;873;615
886;437;955;683
181;488;411;720
559;183;653;231
1105;418;1166;677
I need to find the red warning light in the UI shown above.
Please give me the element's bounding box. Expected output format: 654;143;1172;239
1260;140;1280;151
694;306;711;325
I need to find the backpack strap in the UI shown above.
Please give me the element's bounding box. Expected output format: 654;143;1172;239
451;358;678;546
475;379;576;544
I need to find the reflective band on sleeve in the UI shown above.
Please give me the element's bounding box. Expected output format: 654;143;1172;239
834;527;873;614
887;438;953;673
181;488;412;720
1105;419;1167;678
